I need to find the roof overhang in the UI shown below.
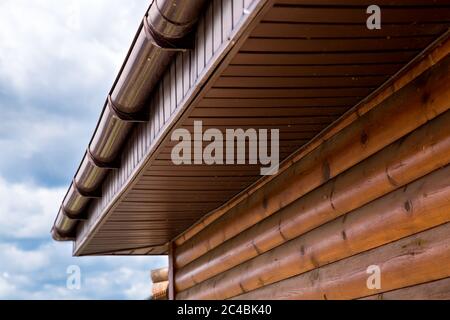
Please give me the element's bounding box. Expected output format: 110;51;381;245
51;0;450;256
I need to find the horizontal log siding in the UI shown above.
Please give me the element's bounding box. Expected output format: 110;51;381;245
175;110;450;292
233;222;450;300
360;277;450;300
174;54;450;269
178;165;450;299
174;52;450;299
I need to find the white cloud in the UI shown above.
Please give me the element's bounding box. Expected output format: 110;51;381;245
0;240;167;299
0;178;167;299
0;0;170;300
125;281;152;300
0;276;16;297
0;0;149;185
0;0;146;94
0;177;64;239
0;244;50;272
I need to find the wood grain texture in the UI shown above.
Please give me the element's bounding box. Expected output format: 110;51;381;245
232;222;450;300
174;111;450;292
177;165;450;299
174;56;450;269
361;278;450;300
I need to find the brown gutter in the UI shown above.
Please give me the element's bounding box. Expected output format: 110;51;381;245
52;0;207;241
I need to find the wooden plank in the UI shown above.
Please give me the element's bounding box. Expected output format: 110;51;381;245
125;189;239;196
205;87;374;98
156;150;291;160
109;213;202;219
214;75;388;87
198;97;359;107
176;124;329;132
176;165;450;299
170;62;177;114
117;202;221;210
361;278;450;300
168;242;175;300
158;130;317;140
141;170;262;177
174;111;450;292
104;220;197;227
233;222;450;300
264;7;450;24
124;195;238;203
223;64;403;77
174;35;450;250
160;145;302;155
104;221;197;227
190;106;349;117
185;116;338;125
174;56;450;269
241;36;435;52
231;51;417;65
133;184;252;191
137;175;252;182
274;0;450;4
252;22;448;38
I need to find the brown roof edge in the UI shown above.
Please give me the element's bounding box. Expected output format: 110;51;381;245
51;0;208;241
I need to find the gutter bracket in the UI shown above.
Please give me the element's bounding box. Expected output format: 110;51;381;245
86;147;121;170
143;17;194;52
52;227;76;241
107;95;150;123
62;205;89;221
73;177;102;199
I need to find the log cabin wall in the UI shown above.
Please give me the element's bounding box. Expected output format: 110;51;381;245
171;41;450;299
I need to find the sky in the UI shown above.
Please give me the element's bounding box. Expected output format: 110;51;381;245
0;0;167;299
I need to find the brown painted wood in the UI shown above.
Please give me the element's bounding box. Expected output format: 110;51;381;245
185;116;339;125
177;166;450;299
174;35;450;249
232;222;450;300
361;278;450;300
275;0;450;4
242;37;436;52
168;242;175;300
205;87;374;98
223;64;404;77
252;23;448;38
231;51;417;65
214;76;388;88
174;111;450;292
264;7;450;24
174;56;450;269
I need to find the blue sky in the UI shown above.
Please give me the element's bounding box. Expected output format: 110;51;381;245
0;0;167;299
